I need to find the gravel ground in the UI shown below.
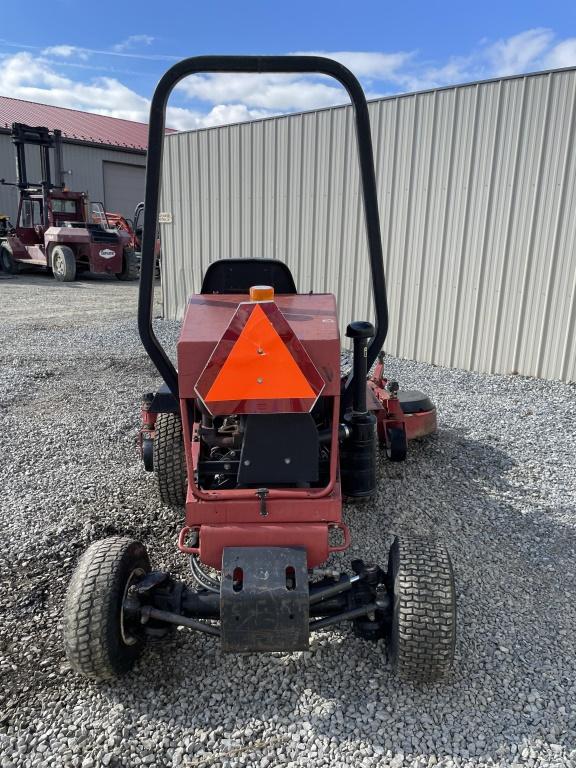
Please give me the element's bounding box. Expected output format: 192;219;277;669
1;272;576;768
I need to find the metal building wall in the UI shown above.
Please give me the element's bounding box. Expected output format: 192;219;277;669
62;144;145;218
0;134;145;221
159;68;576;382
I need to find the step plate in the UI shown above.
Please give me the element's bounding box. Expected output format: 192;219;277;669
221;547;309;652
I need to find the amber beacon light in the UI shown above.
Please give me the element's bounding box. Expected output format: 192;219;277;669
249;285;275;302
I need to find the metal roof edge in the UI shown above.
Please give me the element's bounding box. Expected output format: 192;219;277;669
0;127;147;155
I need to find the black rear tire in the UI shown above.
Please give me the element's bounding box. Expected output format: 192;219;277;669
63;537;150;680
0;244;19;275
116;249;139;281
387;536;456;682
153;412;187;506
51;245;76;282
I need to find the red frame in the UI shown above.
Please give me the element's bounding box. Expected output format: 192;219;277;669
182;394;340;502
176;395;343;568
173;293;343;568
138;293;437;570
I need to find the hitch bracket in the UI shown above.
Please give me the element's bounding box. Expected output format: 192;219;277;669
221;547;309;652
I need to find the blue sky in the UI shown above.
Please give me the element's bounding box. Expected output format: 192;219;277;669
1;0;575;130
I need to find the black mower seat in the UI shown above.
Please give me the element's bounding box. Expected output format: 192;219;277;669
201;258;297;294
398;390;435;414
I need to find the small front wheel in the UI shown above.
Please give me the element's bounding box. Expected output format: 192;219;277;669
385;426;407;462
63;537;150;680
387;536;456;681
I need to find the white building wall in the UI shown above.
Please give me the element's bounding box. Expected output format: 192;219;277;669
159;68;576;382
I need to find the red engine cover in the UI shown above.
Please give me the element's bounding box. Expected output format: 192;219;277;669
177;293;341;399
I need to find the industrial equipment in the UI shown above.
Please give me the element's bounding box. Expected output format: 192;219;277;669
63;56;455;682
0;123;136;281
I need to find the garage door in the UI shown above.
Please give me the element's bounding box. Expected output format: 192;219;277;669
103;162;145;221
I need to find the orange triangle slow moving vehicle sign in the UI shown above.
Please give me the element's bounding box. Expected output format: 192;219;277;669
206;304;315;401
195;302;325;415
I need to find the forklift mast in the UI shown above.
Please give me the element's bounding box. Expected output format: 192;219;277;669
9;123;64;227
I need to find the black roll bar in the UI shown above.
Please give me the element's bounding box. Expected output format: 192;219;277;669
139;55;389;399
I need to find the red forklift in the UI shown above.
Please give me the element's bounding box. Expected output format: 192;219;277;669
0;123;137;281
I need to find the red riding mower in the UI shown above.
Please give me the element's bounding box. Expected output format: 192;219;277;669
64;56;456;682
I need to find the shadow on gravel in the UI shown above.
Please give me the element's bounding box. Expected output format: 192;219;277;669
55;426;575;763
2;389;575;765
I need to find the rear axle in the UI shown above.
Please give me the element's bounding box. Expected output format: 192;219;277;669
124;560;392;645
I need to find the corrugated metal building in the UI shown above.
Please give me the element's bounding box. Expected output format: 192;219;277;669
0;97;148;221
159;67;576;382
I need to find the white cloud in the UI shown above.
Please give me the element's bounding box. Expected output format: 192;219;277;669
167;103;273;131
395;28;576;92
0;52;151;121
42;45;89;60
175;32;576;118
113;35;154;53
0;52;270;130
294;50;415;79
176;51;415;113
484;28;555;76
2;31;576;134
1;53;67;90
33;39;175;63
179;72;349;112
543;38;576;69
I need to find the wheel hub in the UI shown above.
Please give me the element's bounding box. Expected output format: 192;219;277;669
53;253;63;276
120;567;146;646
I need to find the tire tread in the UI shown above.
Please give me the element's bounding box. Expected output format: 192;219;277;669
389;536;456;682
153;412;187;506
63;537;150;680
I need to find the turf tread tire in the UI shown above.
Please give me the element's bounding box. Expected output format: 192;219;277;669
63;537;150;680
388;536;456;682
153;412;187;506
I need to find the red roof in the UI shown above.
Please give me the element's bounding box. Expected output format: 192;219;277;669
0;96;155;151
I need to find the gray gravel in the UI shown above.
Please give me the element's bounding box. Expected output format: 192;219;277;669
1;272;576;768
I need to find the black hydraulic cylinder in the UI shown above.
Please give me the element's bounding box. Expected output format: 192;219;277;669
347;321;374;413
340;321;377;498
